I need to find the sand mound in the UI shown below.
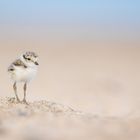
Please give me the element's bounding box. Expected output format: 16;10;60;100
0;97;140;140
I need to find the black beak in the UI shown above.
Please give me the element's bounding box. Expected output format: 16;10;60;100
35;62;39;65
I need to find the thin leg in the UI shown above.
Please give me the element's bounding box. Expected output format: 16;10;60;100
13;82;20;102
23;83;28;104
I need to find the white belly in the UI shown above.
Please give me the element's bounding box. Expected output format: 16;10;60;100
10;67;37;83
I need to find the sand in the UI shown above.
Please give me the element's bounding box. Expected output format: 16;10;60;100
0;97;139;140
0;43;140;139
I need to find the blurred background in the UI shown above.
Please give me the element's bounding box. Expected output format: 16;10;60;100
0;0;140;117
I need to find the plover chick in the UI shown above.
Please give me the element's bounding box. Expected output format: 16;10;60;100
8;52;39;104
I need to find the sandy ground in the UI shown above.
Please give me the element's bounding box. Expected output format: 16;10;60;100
0;44;140;139
0;97;140;140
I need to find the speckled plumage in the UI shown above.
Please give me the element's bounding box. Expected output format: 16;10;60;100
8;52;39;104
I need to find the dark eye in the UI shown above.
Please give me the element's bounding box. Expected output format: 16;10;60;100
27;58;31;60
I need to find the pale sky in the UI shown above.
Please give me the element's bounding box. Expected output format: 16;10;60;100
0;0;139;24
0;0;139;42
